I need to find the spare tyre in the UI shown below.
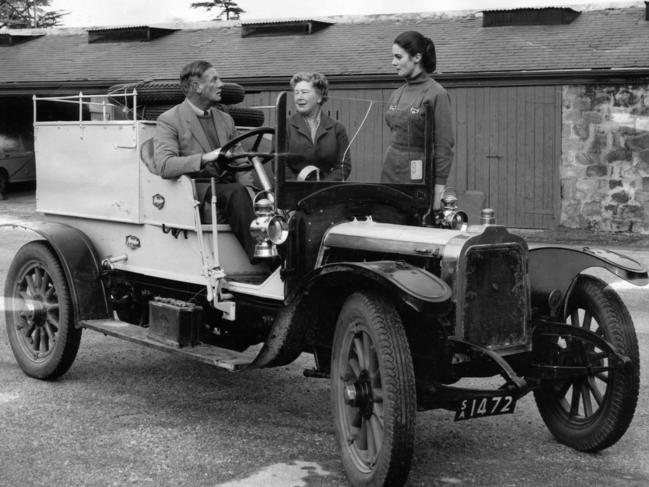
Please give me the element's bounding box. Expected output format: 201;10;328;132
114;80;245;106
140;104;264;128
225;107;265;127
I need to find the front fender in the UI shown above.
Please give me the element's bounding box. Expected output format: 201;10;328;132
292;260;452;314
250;260;452;369
1;221;111;324
528;245;647;315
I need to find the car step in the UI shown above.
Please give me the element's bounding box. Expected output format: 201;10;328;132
80;319;258;371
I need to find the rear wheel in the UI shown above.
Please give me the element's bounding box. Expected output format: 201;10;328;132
4;242;81;380
534;275;639;451
331;291;415;487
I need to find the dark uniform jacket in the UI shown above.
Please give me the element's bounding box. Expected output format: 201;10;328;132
286;112;351;181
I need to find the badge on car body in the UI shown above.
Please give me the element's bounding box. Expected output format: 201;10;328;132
125;235;141;249
152;194;165;210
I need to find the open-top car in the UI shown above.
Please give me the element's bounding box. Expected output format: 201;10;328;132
2;87;647;487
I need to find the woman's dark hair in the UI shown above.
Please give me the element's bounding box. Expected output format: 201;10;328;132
394;31;436;73
290;71;329;104
179;60;213;94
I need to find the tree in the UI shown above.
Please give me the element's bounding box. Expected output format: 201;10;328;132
0;0;67;29
190;0;245;21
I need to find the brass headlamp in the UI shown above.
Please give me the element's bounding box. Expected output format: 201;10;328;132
249;193;288;258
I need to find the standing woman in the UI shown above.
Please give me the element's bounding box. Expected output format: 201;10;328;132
381;31;454;209
286;72;351;181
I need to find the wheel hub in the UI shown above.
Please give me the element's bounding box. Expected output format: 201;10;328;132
345;371;374;418
24;297;47;326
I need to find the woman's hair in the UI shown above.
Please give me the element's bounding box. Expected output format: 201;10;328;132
179;60;213;94
290;71;329;104
394;31;436;73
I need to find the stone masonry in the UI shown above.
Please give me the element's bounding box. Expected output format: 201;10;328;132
562;84;649;232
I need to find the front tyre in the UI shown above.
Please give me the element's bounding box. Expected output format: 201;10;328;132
4;242;81;380
331;291;415;487
534;275;639;452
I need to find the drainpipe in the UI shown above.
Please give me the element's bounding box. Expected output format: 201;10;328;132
646;1;649;21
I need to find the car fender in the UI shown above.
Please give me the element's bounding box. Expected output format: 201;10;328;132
1;221;111;325
528;245;647;315
251;261;451;369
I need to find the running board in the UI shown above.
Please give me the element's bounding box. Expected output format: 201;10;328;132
80;319;258;371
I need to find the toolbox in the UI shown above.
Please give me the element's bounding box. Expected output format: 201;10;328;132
147;297;202;347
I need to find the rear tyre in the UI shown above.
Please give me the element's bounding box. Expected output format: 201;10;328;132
4;242;81;380
534;275;639;451
331;291;415;487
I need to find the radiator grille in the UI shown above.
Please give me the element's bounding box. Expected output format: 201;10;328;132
461;244;528;350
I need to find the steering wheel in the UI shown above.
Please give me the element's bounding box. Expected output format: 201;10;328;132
218;127;275;172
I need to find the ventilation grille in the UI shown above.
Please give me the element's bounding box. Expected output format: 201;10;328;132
483;7;580;27
241;19;333;38
87;26;178;44
0;33;42;46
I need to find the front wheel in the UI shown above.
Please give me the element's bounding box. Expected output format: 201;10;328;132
534;275;639;452
4;242;81;380
331;291;415;487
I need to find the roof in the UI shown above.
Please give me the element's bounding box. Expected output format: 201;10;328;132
0;5;648;92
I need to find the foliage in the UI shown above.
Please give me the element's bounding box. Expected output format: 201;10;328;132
190;0;245;21
0;0;67;28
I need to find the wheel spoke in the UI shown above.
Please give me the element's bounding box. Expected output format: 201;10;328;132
367;416;381;460
363;334;371;371
33;267;42;291
581;310;592;331
365;418;376;459
25;273;37;296
595;372;609;383
32;326;41;352
351;409;362;429
569;384;581;417
358;418;368;450
581;383;593;416
348;357;361;379
586;376;604;406
353;337;365;369
570;309;580;327
44;321;56;343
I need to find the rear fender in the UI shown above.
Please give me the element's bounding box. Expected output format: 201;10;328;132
528;245;647;316
1;221;111;325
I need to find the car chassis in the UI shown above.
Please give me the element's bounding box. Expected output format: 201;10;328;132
2;90;647;487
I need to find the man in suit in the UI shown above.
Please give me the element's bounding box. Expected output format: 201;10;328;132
154;60;256;262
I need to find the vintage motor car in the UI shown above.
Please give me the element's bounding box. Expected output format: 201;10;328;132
0;135;36;198
2;87;647;487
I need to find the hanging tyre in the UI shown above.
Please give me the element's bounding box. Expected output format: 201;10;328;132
140;104;265;128
114;80;246;105
331;291;416;487
225;107;265;127
4;242;82;380
534;274;639;452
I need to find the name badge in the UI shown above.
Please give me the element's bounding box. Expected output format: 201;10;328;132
410;160;423;180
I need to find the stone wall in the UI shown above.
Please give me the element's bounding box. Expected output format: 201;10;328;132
561;84;649;232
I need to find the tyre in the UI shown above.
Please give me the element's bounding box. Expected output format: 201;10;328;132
4;242;81;380
331;291;415;487
534;275;639;452
225;107;265;127
140;104;264;127
120;80;245;105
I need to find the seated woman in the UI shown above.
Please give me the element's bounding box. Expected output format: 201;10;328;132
286;72;351;181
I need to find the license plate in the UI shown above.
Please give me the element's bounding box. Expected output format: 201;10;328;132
454;395;516;422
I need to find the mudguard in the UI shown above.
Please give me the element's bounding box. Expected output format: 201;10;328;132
528;244;647;315
250;260;452;369
1;221;111;324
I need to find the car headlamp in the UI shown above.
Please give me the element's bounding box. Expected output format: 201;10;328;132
249;195;289;258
